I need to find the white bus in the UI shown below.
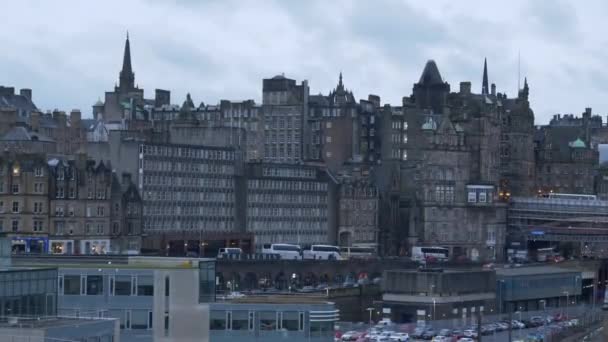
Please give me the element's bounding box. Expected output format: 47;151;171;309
261;243;302;260
340;246;377;259
411;246;449;262
303;245;342;260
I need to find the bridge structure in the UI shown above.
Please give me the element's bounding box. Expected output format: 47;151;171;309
508;197;608;256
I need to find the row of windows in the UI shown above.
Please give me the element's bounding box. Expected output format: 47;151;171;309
265;130;301;143
0;182;46;194
339;199;377;210
262;167;315;179
247;207;327;217
143;205;234;217
143;175;234;188
141;160;234;174
247;221;326;231
53;222;106;235
143;189;233;202
59;274;153;296
143;220;234;231
211;310;305;332
339;214;375;227
141;145;236;161
55;187;107;200
248;179;327;191
0;219;44;233
53;205;107;217
248;193;326;204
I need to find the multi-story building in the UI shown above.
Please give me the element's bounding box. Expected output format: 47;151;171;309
245;163;337;248
138;142;250;255
535;109;600;195
261;75;309;163
110;172;143;254
14;255;339;342
48;156;114;255
336;165;379;248
0;153;50;253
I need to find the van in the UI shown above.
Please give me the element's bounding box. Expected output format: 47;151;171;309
217;247;242;259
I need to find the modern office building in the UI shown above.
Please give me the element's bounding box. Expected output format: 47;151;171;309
381;268;496;323
138;142;251;255
210;296;339;342
14;255;339;342
245;162;338;248
495;266;582;314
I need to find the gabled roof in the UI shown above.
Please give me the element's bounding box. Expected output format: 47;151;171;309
421;116;437;130
569;138;586;148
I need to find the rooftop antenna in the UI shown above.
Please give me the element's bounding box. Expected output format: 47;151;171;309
518;50;521;91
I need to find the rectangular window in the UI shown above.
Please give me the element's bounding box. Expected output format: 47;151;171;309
12;201;19;213
137;275;154;296
211;311;226;330
12;183;19;194
33;221;43;232
69;187;75;198
97;206;105;216
260;311;277;331
86;275;104;295
114;275;131;296
64;275;81;295
479;191;487;203
282;311;299;331
468;191;477;203
11;220;18;232
34;167;43;177
232;311;249;330
131;310;148;329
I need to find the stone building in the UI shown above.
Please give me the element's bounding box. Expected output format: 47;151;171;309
374;60;509;260
245;162;337;249
0;86;37;124
336;164;378;248
47;157;114;255
110;172;143;254
94;34;147;125
261;75;309;163
0;153;50;253
535;110;599;195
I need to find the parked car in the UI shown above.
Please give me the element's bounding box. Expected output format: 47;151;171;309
457;338;475;342
462;329;477;338
421;329;436;340
341;331;359;341
411;328;425;339
437;329;451;337
217;247;242;259
389;332;409;341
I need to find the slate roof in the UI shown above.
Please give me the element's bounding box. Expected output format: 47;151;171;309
418;60;444;85
1;126;54;142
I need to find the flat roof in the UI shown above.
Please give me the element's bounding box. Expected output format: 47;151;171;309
0;316;114;329
12;255;214;270
496;265;580;277
219;294;333;305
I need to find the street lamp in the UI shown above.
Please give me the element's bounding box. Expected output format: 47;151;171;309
366;307;374;327
563;291;570;318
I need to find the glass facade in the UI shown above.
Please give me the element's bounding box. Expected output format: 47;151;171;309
199;260;216;302
0;268;57;317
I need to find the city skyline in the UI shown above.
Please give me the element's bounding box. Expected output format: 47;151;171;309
2;0;608;123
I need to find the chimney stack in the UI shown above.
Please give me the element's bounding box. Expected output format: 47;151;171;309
459;82;471;94
30;111;40;132
491;83;496;96
155;89;171;107
368;95;381;107
19;89;32;102
70;110;81;127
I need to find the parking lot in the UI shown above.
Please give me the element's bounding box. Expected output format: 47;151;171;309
335;304;601;342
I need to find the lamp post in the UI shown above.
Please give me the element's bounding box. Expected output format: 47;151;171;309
366;307;374;327
563;291;570;318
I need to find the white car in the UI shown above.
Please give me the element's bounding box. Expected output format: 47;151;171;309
463;329;477;338
389;332;409;341
457;338;475;342
341;331;359;341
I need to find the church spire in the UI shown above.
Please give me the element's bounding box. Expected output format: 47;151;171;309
482;58;489;95
119;32;135;90
337;71;344;91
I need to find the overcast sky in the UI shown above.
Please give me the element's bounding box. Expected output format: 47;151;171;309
2;0;608;123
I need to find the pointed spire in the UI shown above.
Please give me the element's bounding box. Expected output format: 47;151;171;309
119;31;135;90
418;60;444;85
482;58;489;95
339;72;343;87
